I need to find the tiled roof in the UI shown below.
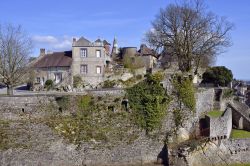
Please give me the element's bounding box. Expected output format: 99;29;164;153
33;51;72;68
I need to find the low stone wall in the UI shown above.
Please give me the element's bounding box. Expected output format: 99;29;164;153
0;95;55;110
208;108;232;140
87;88;125;96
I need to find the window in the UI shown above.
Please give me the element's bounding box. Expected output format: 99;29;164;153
96;50;101;58
80;65;88;74
36;77;40;83
96;66;101;74
54;73;62;84
80;48;87;58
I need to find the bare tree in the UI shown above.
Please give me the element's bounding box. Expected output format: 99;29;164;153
146;0;233;74
0;24;33;95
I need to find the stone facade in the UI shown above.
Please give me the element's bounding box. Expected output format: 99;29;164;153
72;37;111;86
34;67;71;86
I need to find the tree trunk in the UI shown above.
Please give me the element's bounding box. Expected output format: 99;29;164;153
7;85;14;96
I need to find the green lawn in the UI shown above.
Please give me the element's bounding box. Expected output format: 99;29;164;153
207;110;224;118
227;164;250;166
231;129;250;139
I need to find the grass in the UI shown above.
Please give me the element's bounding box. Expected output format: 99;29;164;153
207;110;224;118
224;164;250;166
230;129;250;139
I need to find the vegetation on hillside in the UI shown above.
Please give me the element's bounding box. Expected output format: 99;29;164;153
172;74;196;128
126;72;170;133
44;95;140;145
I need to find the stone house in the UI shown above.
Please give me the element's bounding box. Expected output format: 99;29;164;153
32;50;72;86
32;37;111;88
137;44;157;70
72;37;111;85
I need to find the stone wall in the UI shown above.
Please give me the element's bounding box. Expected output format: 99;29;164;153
181;139;250;166
87;88;125;96
207;108;232;140
229;101;250;131
195;88;214;117
0;94;166;166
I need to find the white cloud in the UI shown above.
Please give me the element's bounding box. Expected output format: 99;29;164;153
32;35;73;54
32;35;58;44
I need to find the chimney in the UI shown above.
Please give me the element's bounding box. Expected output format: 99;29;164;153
73;38;76;46
40;48;45;56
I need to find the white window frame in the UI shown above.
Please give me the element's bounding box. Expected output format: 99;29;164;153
80;48;87;58
54;73;62;84
96;66;101;74
96;50;101;58
80;65;88;74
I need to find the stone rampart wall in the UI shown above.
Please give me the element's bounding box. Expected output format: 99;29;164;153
195;88;214;117
208;108;232;140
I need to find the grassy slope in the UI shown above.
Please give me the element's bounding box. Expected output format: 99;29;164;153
231;129;250;139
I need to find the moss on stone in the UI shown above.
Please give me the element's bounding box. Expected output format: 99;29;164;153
207;110;223;118
231;129;250;139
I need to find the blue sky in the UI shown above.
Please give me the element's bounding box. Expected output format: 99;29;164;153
0;0;250;80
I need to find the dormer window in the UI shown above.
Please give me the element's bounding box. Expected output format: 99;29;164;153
80;48;87;58
96;50;101;58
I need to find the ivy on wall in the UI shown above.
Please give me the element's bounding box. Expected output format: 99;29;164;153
126;72;169;133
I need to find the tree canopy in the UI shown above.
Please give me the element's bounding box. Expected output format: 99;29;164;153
202;66;233;87
146;0;233;73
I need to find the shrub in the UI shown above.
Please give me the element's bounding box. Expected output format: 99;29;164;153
103;80;116;88
173;75;196;112
135;75;143;80
78;95;92;111
223;89;234;99
44;79;53;90
202;66;233;87
173;109;183;128
126;72;169;133
73;75;83;88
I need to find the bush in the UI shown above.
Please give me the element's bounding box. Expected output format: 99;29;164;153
126;72;169;133
44;79;53;90
73;75;83;88
103;80;116;88
202;66;233;87
173;75;196;112
223;89;234;99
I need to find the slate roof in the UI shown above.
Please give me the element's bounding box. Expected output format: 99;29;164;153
138;44;156;57
103;40;111;45
33;51;72;68
74;37;92;46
